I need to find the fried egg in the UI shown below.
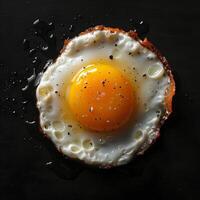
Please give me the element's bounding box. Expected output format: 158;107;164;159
36;26;175;168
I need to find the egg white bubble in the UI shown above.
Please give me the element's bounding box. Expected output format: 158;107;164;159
36;28;171;167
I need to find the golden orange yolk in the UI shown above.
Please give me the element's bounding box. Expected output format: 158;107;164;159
68;63;136;132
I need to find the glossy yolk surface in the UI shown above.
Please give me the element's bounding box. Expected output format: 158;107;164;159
68;63;136;132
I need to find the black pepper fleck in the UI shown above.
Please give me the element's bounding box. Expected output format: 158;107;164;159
68;132;70;135
109;55;113;60
143;74;147;77
102;79;106;86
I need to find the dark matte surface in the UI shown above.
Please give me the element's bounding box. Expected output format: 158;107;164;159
0;0;200;199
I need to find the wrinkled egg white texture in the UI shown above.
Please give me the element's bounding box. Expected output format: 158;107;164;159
36;29;170;167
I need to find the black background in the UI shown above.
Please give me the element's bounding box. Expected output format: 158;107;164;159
0;0;200;199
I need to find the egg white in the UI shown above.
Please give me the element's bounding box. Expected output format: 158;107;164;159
36;28;171;167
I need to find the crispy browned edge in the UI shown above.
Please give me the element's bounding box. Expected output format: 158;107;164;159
37;25;176;169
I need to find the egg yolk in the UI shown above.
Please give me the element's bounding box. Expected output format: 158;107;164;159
68;63;136;132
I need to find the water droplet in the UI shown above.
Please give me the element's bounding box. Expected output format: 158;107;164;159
48;22;55;30
69;25;73;32
136;20;149;39
21;100;28;104
49;33;54;39
33;18;40;25
46;161;53;165
27;68;36;83
29;48;36;56
23;39;30;50
43;59;53;70
32;57;38;64
25;120;36;124
41;45;48;51
13;71;17;76
22;85;28;91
